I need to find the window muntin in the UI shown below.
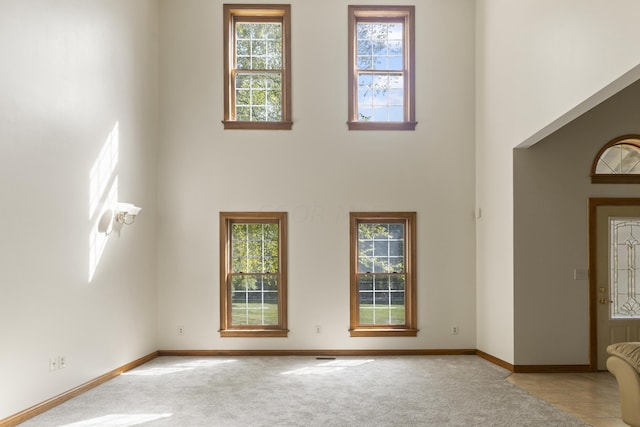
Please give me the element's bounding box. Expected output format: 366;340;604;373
591;135;640;183
220;212;288;337
348;6;416;131
350;212;417;336
223;5;292;130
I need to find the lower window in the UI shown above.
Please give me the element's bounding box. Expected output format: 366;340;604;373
350;212;417;337
219;212;288;337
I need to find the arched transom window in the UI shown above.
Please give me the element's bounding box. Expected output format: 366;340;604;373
591;135;640;183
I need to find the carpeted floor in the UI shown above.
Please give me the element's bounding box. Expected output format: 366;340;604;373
21;355;589;426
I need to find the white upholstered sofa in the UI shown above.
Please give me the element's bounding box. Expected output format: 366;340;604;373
607;342;640;427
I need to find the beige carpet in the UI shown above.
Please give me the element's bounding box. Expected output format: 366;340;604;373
21;355;589;426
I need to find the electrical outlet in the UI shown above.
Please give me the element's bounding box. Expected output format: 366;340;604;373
58;355;66;369
451;325;459;335
314;325;321;334
178;326;184;335
49;357;58;372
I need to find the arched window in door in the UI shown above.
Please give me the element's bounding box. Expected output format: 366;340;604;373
591;135;640;183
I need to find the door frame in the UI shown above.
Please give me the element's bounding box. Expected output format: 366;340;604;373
588;197;640;370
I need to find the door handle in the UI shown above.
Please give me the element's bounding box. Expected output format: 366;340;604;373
599;298;612;304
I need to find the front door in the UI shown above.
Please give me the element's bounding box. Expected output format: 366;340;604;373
592;201;640;370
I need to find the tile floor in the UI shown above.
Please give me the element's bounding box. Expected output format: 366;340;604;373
508;371;627;427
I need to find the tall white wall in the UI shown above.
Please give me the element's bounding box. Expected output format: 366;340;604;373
514;80;640;365
0;1;159;419
157;0;477;351
476;0;640;364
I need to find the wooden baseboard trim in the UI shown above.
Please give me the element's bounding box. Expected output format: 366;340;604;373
476;350;515;371
158;349;478;357
476;350;593;373
0;351;158;427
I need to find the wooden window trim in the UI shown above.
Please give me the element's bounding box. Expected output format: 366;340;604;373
347;6;416;131
223;4;292;130
591;135;640;183
349;212;418;337
219;212;288;337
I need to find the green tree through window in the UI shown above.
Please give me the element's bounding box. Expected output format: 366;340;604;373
220;212;288;337
350;212;417;337
231;223;279;325
223;5;292;130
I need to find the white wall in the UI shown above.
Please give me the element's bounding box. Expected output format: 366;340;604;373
476;0;640;364
157;0;477;351
514;80;640;365
0;1;159;419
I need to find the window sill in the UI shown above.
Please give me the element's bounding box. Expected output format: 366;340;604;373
220;329;289;338
349;328;418;337
222;121;293;130
347;121;417;131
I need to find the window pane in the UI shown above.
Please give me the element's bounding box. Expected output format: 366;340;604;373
236;106;250;121
389;224;404;239
357;56;372;71
359;274;374;291
357;39;371;55
388;106;404;122
356;22;404;72
231;275;250;292
388;40;402;56
357;73;404;122
358;223;405;274
360;291;373;306
390;274;405;291
358;273;405;325
374;274;389;290
237;39;250;57
388;55;403;70
374;240;388;257
235;22;282;71
231;275;279;325
231;223;279;273
610;217;640;318
389;240;403;257
596;143;640;175
234;73;282;122
389;257;404;273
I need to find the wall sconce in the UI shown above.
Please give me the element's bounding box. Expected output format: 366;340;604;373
115;202;142;225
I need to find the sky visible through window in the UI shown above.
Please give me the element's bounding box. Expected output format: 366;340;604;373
356;22;404;122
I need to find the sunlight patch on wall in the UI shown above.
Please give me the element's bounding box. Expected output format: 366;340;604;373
89;123;119;218
58;413;172;427
88;122;119;282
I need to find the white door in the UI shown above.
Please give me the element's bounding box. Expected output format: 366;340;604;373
596;205;640;370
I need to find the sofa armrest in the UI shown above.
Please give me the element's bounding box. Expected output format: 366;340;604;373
607;354;640;427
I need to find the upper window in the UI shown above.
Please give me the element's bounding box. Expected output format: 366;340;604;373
591;135;640;183
219;212;288;337
223;4;292;130
347;6;416;131
349;212;417;337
